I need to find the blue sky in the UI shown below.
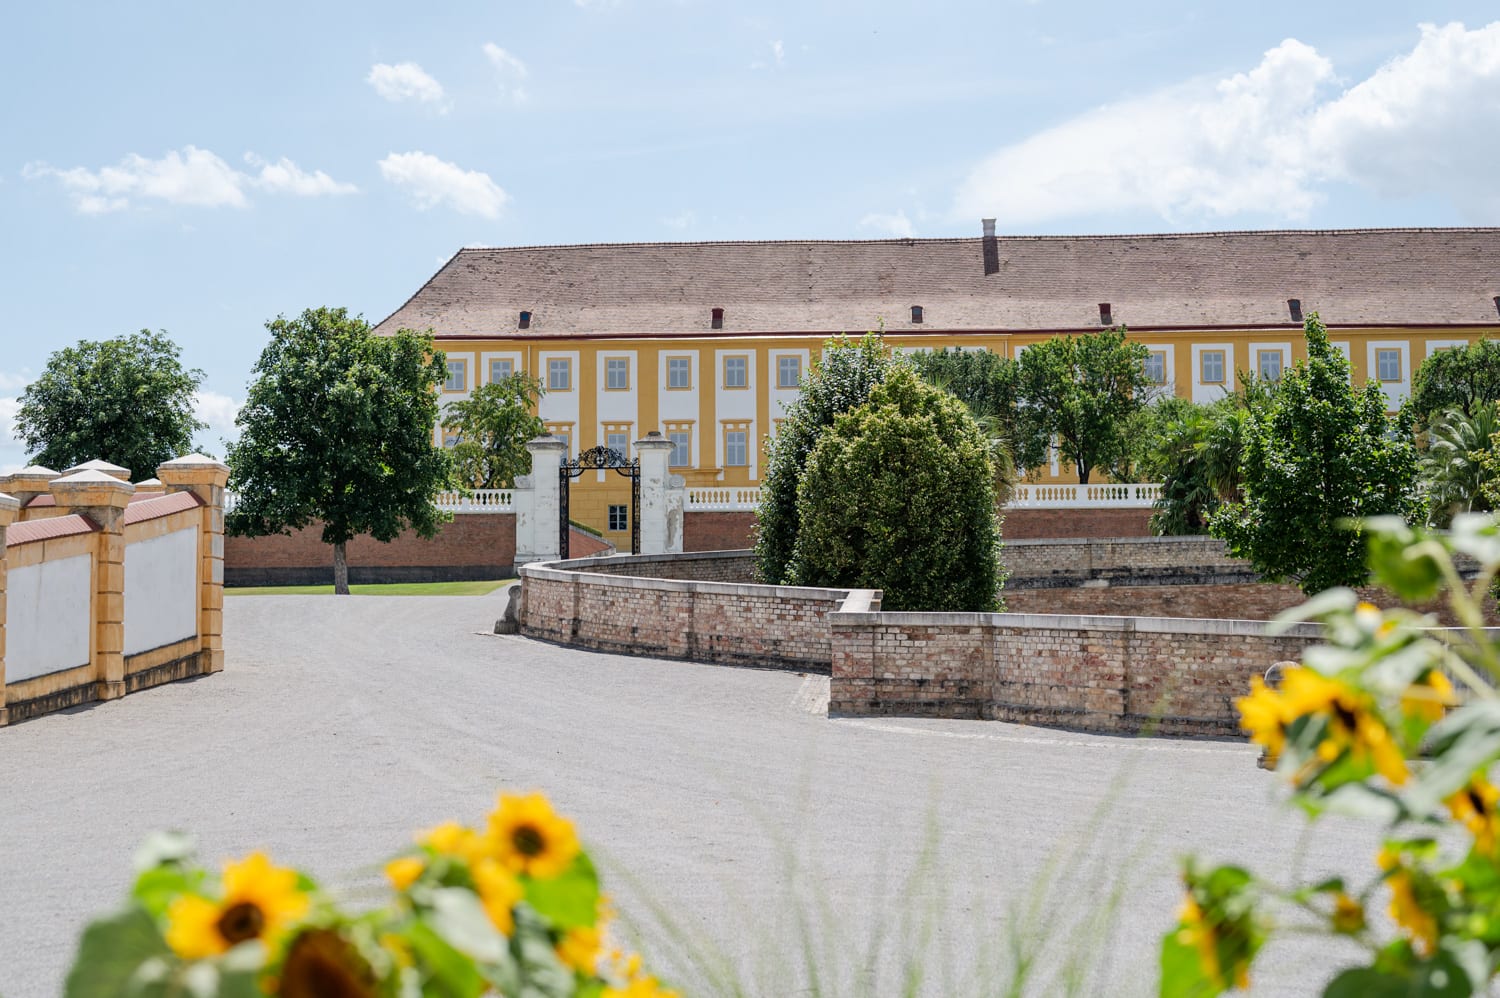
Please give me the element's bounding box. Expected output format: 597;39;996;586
4;1;1500;473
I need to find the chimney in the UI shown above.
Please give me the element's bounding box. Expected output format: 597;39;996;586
981;218;999;276
1287;298;1303;324
1098;302;1113;326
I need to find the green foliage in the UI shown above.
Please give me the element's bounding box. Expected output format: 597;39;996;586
1162;515;1500;997
1109;395;1201;484
226;307;452;593
786;366;1001;612
1014;327;1156;483
1419;404;1500;527
754;332;898;585
1400;338;1500;434
1146;398;1250;536
1209;313;1417;594
15;329;206;477
441;374;547;489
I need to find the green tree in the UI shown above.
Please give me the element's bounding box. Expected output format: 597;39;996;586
910;346;1034;489
441;374;547;489
1146;397;1251;536
754;332;897;585
1014;327;1155;483
1423;403;1500;525
226;307;452;594
15;329;206;477
786;366;1001;612
1400;338;1500;433
1109;394;1199;483
1209;313;1418;593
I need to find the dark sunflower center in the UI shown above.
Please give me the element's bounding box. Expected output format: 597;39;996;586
512;823;546;857
1468;788;1487;815
217;902;266;945
277;929;376;998
1332;702;1360;732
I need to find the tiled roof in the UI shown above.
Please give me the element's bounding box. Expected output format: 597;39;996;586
122;490;203;526
373;229;1500;338
6;514;98;547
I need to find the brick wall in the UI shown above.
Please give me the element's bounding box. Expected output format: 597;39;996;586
224;517;613;586
519;556;851;671
1002;507;1153;539
562;550;756;583
1003;535;1247;587
830;610;1321;735
684;511;757;551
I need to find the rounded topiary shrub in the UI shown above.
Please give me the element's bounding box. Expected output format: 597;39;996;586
754;332;896;585
786;366;1001;612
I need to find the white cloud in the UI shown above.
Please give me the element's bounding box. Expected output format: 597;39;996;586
378;152;510;219
0;395;25;476
24;147;356;213
662;210;696;231
483;43;529;103
859;210;915;238
954;21;1500;226
245;155;358;197
772;40;785;66
366;62;447;108
193;390;241;439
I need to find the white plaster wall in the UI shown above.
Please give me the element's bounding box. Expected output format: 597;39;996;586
1366;340;1412;409
124;526;199;656
480;350;525;383
596;350;639;424
715;349;757;476
658;352;700;424
537;350;581;453
1141;343;1175;396
7;554;92;682
1427;339;1469;358
1190;342;1235;403
1248;341;1292;381
767;348;808;424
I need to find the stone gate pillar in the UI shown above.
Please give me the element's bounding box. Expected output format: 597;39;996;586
515;436;566;566
0;491;18;726
158;454;231;676
50;470;134;701
634;432;677;556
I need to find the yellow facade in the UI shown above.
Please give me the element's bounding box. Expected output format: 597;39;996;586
433;325;1499;538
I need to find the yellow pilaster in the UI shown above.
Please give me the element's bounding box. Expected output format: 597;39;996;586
158;454;231;675
49;470;134;701
699;344;717;479
0;491;18;726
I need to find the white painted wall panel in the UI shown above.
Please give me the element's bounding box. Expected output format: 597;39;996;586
124;526;199;656
7;554;92;682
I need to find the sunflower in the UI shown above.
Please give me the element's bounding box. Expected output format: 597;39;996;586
1237;676;1287;760
1447;776;1500;855
488;793;580;879
603;973;681;998
1280;668;1408;785
165;852;310;960
472;858;523;935
420;821;486;864
384;856;425;892
1379;848;1439;955
557;925;602;975
1402;670;1457;724
274;929;377;998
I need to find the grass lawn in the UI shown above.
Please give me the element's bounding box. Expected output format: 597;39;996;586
226;579;515;597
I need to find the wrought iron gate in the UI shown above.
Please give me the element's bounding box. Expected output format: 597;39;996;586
559;446;639;558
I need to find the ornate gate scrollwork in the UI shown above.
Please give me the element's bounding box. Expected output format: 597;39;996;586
559;446;639;558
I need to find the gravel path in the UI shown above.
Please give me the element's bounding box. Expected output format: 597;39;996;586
0;592;1375;996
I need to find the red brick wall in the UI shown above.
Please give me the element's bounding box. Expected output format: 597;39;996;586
224;516;612;586
1002;508;1153;538
830;612;1320;735
684;512;757;551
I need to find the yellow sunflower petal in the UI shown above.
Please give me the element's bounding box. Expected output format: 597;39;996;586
489;792;581;879
165;894;229;960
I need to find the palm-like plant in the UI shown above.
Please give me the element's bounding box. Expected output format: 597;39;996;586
1420;403;1500;526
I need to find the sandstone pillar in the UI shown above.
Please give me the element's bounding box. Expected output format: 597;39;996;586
515;436;566;566
634;432;676;556
0;466;60;518
50;471;134;701
158;455;231;675
0;491;19;726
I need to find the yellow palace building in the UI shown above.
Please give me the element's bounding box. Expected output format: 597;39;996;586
375;223;1500;540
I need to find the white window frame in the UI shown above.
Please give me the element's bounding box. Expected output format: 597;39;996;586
548;358;572;392
444;359;467;392
723;355;749;389
605;357;630;391
777;355;801;389
666;356;692;390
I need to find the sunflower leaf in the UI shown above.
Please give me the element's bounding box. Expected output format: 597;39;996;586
63;904;172;998
522;852;599;930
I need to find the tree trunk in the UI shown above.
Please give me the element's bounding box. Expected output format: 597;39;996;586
333;541;350;596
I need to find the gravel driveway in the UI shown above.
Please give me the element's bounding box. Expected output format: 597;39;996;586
0;592;1376;996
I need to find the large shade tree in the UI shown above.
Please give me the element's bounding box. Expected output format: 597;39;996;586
226;307;452;594
441;374;547;489
1210;313;1418;594
15;329;205;477
1014;328;1155;483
